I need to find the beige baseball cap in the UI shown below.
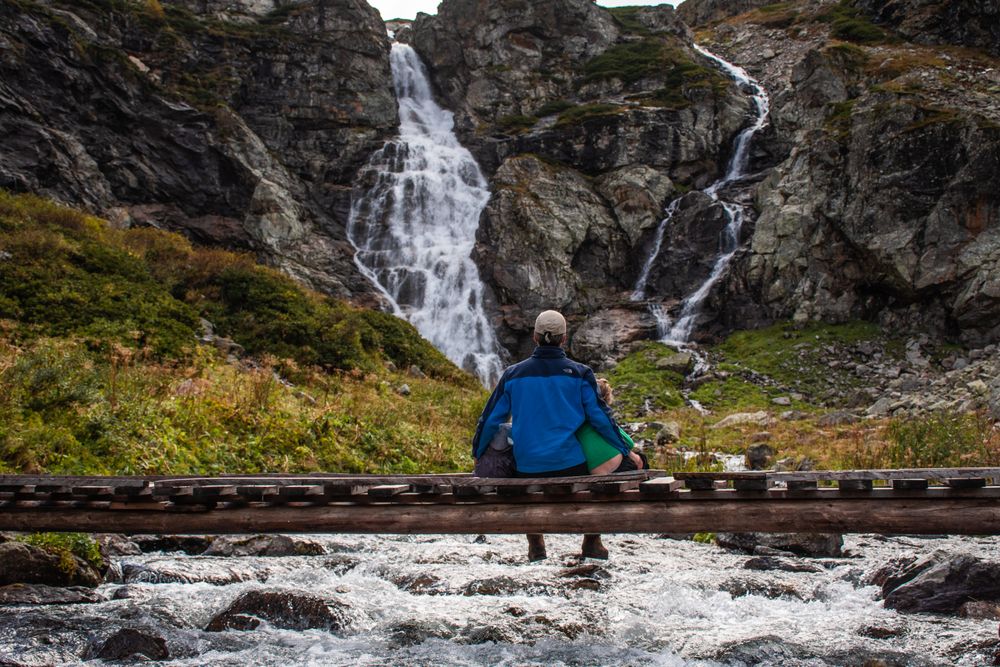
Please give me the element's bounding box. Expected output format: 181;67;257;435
534;310;567;337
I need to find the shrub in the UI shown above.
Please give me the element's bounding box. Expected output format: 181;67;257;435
555;103;622;127
583;39;667;85
884;412;998;468
818;1;887;44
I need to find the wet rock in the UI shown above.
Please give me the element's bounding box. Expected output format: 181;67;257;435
558;563;610;580
0;583;104;605
95;534;142;560
205;590;348;632
122;560;267;586
859;624;907;639
202;535;325;558
0;542;101;588
745;443;775;470
564;578;601;591
393;572;443;594
866;555;919;588
882;552;1000;614
91;628;168;661
960;601;1000;621
130;535;215;555
716;532;843;558
386;619;455;646
711;411;774;429
720;578;804;600
463;576;547;597
743;556;823;574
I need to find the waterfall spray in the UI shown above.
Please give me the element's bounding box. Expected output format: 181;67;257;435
348;44;504;386
633;45;770;346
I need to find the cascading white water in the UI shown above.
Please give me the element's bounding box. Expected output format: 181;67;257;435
348;44;503;386
633;45;770;346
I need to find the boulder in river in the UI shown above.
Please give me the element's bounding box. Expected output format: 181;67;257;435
206;590;348;632
716;532;843;558
202;535;326;557
745;443;775;470
130;535;216;555
881;551;1000;614
0;583;104;605
90;628;168;661
0;542;101;588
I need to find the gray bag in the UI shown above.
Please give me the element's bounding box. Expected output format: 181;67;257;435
473;423;516;478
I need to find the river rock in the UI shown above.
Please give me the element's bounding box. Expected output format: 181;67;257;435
716;532;844;558
720;577;805;600
743;556;823;574
130;535;216;555
122;560;267;586
205;590;349;632
882;551;1000;614
90;628;168;661
960;601;1000;621
0;542;101;588
95;534;143;560
0;583;104;605
202;535;326;557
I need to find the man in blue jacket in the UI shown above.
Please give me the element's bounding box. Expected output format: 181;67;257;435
472;310;632;560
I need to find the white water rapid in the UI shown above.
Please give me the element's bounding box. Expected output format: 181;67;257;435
348;44;503;386
633;45;770;346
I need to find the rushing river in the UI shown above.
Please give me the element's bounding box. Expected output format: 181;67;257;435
2;533;997;665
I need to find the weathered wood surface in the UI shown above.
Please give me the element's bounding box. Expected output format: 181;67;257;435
2;469;1000;535
2;496;998;535
674;467;1000;482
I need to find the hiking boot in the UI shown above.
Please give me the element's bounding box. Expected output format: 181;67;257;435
527;534;547;561
581;534;609;559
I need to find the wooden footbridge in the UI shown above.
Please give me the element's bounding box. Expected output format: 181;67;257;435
2;467;999;535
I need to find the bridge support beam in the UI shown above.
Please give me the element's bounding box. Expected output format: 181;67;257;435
2;496;998;535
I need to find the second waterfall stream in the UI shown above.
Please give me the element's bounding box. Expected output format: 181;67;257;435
349;43;504;386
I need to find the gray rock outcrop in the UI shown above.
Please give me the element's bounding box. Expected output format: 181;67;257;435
881;550;1000;614
0;542;102;588
0;0;396;299
205;590;349;631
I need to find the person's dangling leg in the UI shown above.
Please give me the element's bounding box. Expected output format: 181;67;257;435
527;533;547;561
581;534;608;559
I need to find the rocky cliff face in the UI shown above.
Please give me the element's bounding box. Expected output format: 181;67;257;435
0;0;395;299
412;0;756;362
680;0;1000;346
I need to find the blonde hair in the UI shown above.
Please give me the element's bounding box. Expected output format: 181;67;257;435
596;377;613;405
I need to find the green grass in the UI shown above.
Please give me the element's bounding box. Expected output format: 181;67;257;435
554;103;623;127
496;114;537;133
534;99;575;117
604;342;685;417
606;7;652;36
817;1;888;44
583;39;671;85
16;533;103;573
825;99;857;139
0;192;468;383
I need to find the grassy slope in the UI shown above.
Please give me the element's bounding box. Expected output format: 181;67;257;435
605;325;998;472
0;192;486;475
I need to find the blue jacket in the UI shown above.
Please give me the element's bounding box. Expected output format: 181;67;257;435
471;346;631;473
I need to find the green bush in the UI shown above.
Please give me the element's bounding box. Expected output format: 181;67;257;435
885;412;998;468
583;39;667;84
555;103;623;127
533;100;575;117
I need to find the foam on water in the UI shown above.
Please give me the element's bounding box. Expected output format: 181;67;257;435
2;534;997;665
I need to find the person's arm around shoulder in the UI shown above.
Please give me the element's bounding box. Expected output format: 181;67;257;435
579;368;631;456
471;373;512;460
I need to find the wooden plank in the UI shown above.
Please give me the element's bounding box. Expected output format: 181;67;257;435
771;467;1000;482
892;479;930;491
684;479;728;491
73;486;114;498
734;478;772;492
4;496;999;535
639;477;683;495
674;471;766;480
838;479;873;492
193;485;238;500
453;485;494;497
590;480;640;495
786;480;818;492
235;485;279;501
947;478;986;489
368;484;411;499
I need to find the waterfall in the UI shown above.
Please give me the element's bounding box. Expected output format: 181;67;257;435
632;45;770;345
348;44;504;386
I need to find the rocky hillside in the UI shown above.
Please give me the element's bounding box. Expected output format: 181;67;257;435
409;0;1000;363
411;0;757;361
681;0;1000;348
0;0;395;299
